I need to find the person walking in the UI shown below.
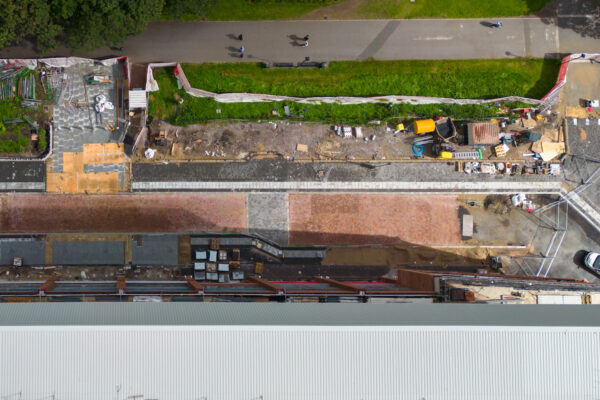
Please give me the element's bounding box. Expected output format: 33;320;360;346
238;34;243;41
239;45;245;58
492;21;502;28
303;34;309;41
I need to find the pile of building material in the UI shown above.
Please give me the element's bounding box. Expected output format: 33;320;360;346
0;65;36;100
193;247;243;283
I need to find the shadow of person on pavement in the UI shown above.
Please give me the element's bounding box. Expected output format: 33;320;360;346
287;34;307;47
479;21;495;28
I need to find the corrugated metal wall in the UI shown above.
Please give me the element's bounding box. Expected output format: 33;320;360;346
1;325;599;400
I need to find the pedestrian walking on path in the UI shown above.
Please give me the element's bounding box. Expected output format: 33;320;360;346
301;41;308;47
238;34;243;41
492;21;502;28
239;45;245;58
303;34;309;41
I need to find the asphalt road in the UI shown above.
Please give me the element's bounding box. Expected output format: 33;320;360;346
0;16;598;63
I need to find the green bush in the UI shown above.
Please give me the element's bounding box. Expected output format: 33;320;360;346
38;127;47;151
0;125;29;154
170;97;507;126
0;100;21;121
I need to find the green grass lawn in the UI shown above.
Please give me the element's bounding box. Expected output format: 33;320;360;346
181;59;560;100
149;67;533;126
360;0;550;19
162;0;551;21
207;0;343;20
162;0;344;21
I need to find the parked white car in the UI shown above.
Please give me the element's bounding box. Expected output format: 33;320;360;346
585;252;600;272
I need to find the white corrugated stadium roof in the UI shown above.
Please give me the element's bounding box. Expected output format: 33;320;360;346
1;303;599;400
129;89;147;109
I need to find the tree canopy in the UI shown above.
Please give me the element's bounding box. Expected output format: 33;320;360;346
0;0;169;52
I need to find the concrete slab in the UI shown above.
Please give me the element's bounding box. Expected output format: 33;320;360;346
289;193;461;246
562;62;600;108
247;193;289;245
132;235;179;265
0;238;45;266
52;241;124;265
132;159;563;185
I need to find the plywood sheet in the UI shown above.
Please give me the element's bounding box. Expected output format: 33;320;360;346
62;152;84;173
46;173;78;193
103;143;124;153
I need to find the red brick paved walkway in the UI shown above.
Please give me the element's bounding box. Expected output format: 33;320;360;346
0;194;247;233
289;193;461;246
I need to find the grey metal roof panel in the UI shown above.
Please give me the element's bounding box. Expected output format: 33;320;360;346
1;303;600;327
0;314;599;399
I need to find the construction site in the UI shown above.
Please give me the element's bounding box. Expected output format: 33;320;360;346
0;54;599;304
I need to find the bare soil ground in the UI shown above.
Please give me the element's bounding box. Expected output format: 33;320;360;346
137;118;555;163
139;120;412;161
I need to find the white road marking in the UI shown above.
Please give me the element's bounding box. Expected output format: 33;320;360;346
412;36;454;41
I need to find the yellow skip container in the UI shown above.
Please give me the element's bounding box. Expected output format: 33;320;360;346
413;119;436;135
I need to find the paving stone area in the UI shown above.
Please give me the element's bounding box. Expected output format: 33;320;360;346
51;62;125;184
564;118;600;217
84;163;126;186
0;194;248;233
289;193;461;246
247;193;289;245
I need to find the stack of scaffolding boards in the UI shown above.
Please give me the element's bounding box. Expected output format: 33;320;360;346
0;65;36;100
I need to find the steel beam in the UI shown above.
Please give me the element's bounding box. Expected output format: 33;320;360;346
116;276;126;295
248;276;284;295
184;276;204;294
38;278;57;296
314;276;363;294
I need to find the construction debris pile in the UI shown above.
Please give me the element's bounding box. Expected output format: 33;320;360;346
405;107;566;176
192;240;243;283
